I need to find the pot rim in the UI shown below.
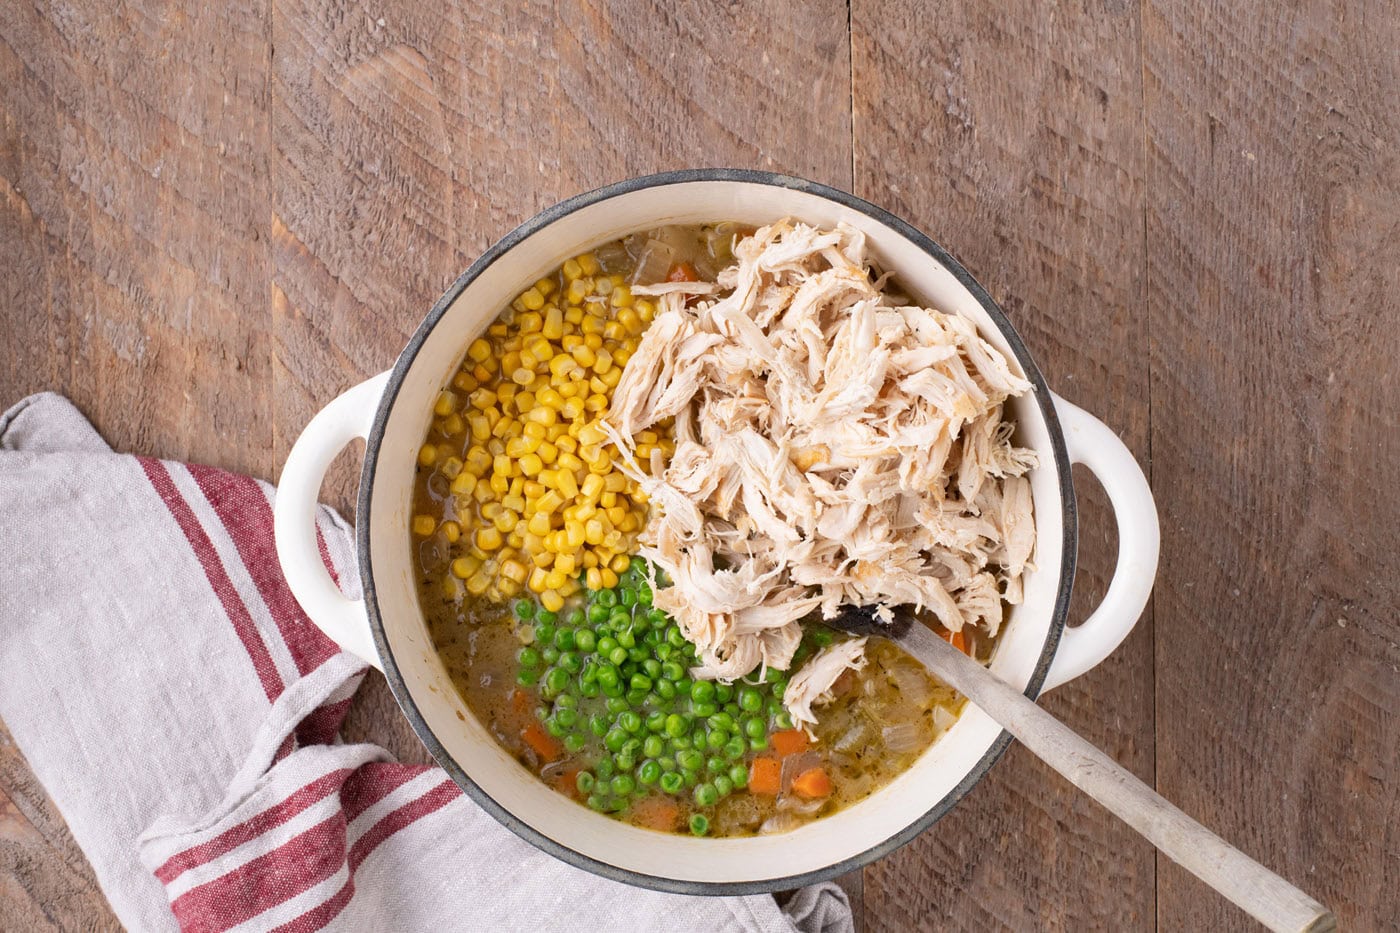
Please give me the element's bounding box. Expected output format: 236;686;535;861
356;168;1078;895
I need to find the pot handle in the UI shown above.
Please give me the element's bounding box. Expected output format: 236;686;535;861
1041;394;1160;692
273;372;390;670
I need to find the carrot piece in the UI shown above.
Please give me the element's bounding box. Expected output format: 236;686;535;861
631;796;682;832
511;688;534;717
792;767;832;799
521;721;563;761
941;628;969;654
770;729;810;757
749;757;782;796
667;261;699;282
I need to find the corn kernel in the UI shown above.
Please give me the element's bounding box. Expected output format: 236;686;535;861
585;567;603;591
519;453;544;476
476;527;503;551
466;572;491;595
520;287;545;311
554;552;577;575
577;253;600;275
412;514;438;536
540;589;564;613
417;444;437;467
467;338;492;362
600;568;618;589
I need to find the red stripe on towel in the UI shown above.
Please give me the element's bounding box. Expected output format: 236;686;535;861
153;769;352;884
139;458;283;703
186;464;340;675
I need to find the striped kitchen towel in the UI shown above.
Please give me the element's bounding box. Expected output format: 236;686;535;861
0;393;851;933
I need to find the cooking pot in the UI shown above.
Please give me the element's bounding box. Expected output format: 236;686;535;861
273;170;1159;894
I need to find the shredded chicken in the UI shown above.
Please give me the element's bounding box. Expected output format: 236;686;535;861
605;220;1037;720
784;638;868;731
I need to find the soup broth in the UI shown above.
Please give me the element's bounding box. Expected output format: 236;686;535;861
411;223;1003;836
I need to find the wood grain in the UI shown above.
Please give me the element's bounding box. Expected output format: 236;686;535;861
1;0;1397;928
1143;0;1400;928
851;1;1156;928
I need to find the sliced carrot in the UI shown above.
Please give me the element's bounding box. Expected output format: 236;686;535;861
792;767;832;799
941;627;969;654
631;796;682;832
521;721;563;762
667;261;699;282
749;756;783;796
770;729;810;757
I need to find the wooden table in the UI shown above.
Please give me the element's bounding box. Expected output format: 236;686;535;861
1;1;1396;929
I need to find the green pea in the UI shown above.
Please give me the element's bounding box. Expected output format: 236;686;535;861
579;680;600;698
630;673;653;692
637;760;661;784
708;712;735;732
604;728;628;753
559;651;582;673
556;707;579;728
775;710;794;730
545;717;566;738
620;587;637;607
706;729;727;751
517;647;541;669
645;711;667;733
714;775;733;797
601;679;624;698
643;735;665;758
648;609;668;628
543;667;569;697
690;680;715;704
743;716;766;739
660;772;684;794
554;628;576;651
615;751;636;772
608;647;629;666
628;646;648;663
694;783;719;807
616;627;636;648
689;814;709;836
642;628;660;645
597;636;617;656
542;646;560;665
682;769;700;788
656;680;677;701
656;661;680;682
714;683;734;703
597;667;620;689
587;603;609;624
537;609;559;626
564;733;586;753
772;682;787;701
738;687;763;712
515;670;537;686
574;629;596;652
706;756;726;775
625;688;649;707
618;711;643;734
589;714;610;737
655;643;674;661
587;794;607;811
677;749;704;772
813;629;834;647
749;736;769;751
691;727;708;748
767;699;784;717
659;756;677;772
676;677;694;696
672;734;692;750
729;765;748;789
514;599;536;620
723;702;742;718
576;771;596;793
665;714;688;738
555;693;578;709
597;589;617;608
638;587;653;606
692;701;717;718
596;758;615;780
641;658;661;679
667;627;686;648
566;607;586;627
723;737;746;760
606;696;629;715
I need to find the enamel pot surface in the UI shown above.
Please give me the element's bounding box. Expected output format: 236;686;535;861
274;170;1159;894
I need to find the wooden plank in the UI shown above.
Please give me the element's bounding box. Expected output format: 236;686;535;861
0;2;273;927
1142;0;1400;928
850;1;1155;929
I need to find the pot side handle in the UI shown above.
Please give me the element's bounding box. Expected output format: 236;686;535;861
273;372;390;671
1042;394;1160;692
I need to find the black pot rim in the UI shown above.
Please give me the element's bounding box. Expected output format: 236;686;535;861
356;168;1078;896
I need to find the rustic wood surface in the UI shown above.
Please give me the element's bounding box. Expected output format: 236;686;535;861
0;0;1395;929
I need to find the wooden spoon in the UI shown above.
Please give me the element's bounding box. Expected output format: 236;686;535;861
829;608;1335;933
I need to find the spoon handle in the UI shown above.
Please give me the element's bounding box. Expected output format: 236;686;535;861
900;624;1335;933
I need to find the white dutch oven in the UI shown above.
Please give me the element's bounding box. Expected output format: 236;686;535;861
273;170;1159;894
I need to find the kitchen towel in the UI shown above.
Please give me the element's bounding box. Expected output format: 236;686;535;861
0;392;853;933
